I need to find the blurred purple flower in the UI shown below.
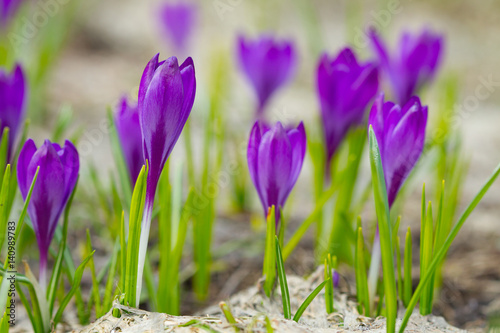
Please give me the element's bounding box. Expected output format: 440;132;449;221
0;63;27;161
136;53;195;303
247;121;306;225
369;29;443;105
368;93;428;206
316;48;379;170
17;139;79;289
237;35;297;116
159;2;196;53
114;95;143;184
0;0;22;27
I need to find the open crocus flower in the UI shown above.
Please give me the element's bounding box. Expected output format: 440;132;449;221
159;2;196;54
369;29;443;105
368;93;428;206
247;121;306;225
17;139;79;290
316;48;379;171
0;63;27;161
237;35;296;116
114;95;143;184
136;54;195;303
0;0;22;27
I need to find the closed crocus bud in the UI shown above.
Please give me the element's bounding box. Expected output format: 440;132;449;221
247;121;306;225
136;54;195;304
369;29;443;105
237;35;297;116
17;139;79;289
0;63;27;160
159;2;196;54
368;94;428;206
114;95;143;184
317;48;379;170
0;0;22;27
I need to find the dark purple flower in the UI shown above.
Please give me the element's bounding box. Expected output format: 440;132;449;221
159;2;196;53
368;93;428;206
237;35;296;116
0;64;27;160
114;95;143;184
316;48;379;169
369;29;443;105
136;54;195;303
0;0;22;27
17;139;79;289
247;121;306;224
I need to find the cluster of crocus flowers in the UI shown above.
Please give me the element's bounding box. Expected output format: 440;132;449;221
247;121;306;225
237;35;297;117
368;93;428;206
0;63;27;160
316;48;379;172
369;29;443;105
114;96;143;184
158;2;196;54
136;54;196;302
17;139;79;290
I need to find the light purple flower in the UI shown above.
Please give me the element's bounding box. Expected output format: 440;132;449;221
0;0;22;27
368;93;428;206
316;48;379;169
237;35;296;116
247;121;306;224
369;29;443;105
17;139;79;289
159;2;196;53
114;95;143;184
0;64;27;160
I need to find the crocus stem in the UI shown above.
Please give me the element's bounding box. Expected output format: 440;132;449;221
136;180;156;307
39;251;48;293
367;227;381;313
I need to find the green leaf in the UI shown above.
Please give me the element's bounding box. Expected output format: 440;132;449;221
263;206;276;297
220;301;239;331
324;255;334;314
420;202;434;315
0;128;9;186
355;227;370;317
53;250;95;328
403;227;413;307
368;126;397;333
24;262;50;332
103;238;120;312
124;164;148;307
275;236;291;319
86;229;102;317
399;161;500;333
0;165;11;252
293;279;329;322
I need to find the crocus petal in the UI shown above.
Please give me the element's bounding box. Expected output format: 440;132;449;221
17;137;36;198
138;53;161;109
159;2;196;53
57;140;80;204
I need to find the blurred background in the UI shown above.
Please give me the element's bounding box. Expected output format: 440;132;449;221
2;0;500;331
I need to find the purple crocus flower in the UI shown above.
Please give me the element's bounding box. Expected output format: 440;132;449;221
0;0;22;27
114;95;143;184
17;139;79;289
237;35;297;116
159;2;196;54
316;48;379;171
368;93;428;206
136;54;195;304
369;29;443;105
247;121;306;225
0;64;27;161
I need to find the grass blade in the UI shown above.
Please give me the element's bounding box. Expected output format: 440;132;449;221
292;279;328;322
263;206;276;297
355;227;370;316
403;227;413;307
275;236;291;319
368;126;397;333
399;161;500;333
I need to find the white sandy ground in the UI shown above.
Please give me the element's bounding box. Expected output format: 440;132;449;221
71;267;466;333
